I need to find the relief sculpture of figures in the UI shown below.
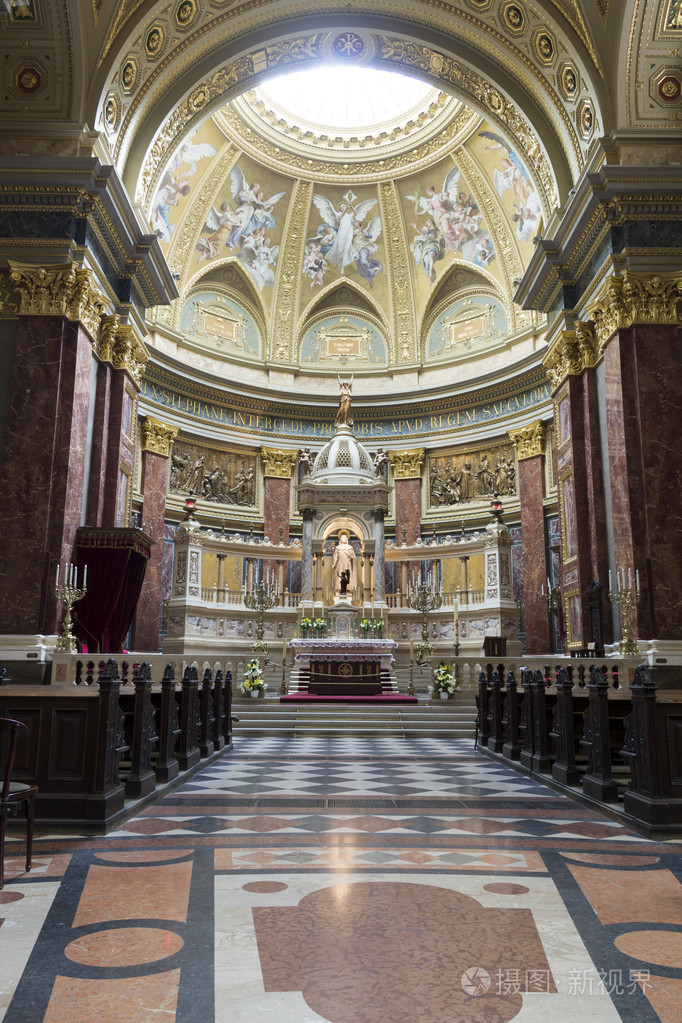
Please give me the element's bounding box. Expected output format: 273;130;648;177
169;447;256;506
335;373;354;427
429;450;516;506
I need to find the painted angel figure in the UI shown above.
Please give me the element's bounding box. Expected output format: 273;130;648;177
169;129;218;180
228;164;285;251
407;167;464;253
480;130;538;210
195;201;241;261
311;190;379;273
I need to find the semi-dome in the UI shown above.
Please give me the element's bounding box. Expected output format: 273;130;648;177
310;424;376;486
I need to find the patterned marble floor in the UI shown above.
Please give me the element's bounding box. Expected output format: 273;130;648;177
1;738;681;1022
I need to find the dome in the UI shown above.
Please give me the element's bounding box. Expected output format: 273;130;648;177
310;424;376;485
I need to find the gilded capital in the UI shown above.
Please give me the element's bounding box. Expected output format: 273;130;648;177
542;320;598;391
261;447;297;478
588;270;682;351
389;448;425;479
141;416;178;457
94;317;149;387
7;260;109;340
509;421;546;461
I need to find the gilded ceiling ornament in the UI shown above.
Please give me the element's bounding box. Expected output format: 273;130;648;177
174;0;198;32
100;0;146;60
544;0;602;71
502;3;526;34
542;320;597;390
558;62;578;101
508;420;546;460
141;416;179;457
533;30;556;67
588;270;682;350
145;24;167;61
272;179;313;362
389;449;425;479
379;181;412;362
7;260;109;340
260;447;297;478
120;57;139;95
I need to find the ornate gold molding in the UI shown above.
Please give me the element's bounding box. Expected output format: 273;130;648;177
95;315;150;387
508;420;546;461
7;260;109;340
588;270;682;351
260;447;297;478
389;448;425;479
141;415;178;457
542;320;598;391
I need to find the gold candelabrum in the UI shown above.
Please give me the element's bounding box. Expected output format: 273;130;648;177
54;561;87;653
244;577;278;662
407;576;442;665
608;567;641;655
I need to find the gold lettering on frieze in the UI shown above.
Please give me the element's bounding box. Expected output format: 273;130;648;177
589;270;682;351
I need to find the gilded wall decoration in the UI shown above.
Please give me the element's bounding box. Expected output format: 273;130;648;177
664;0;682;30
429;444;516;506
508;420;546;461
179;291;260;357
170;442;257;507
389;449;425;479
141;417;178;457
426;297;507;360
299;315;387;367
379;181;411;362
273;179;312;362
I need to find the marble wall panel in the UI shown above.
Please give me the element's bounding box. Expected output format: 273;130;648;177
517;456;551;653
133;450;169;651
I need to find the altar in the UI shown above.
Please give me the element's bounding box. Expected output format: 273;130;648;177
284;637;402;700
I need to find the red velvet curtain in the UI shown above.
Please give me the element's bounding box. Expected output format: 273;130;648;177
73;528;153;653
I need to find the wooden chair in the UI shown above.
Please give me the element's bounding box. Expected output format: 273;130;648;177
0;718;38;889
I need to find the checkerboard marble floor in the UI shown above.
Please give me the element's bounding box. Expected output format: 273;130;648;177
1;737;680;1022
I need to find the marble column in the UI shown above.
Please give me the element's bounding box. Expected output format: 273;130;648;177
0;314;93;635
390;448;425;596
602;321;682;641
261;446;296;597
509;421;552;653
132;417;178;652
373;510;386;605
301;507;314;604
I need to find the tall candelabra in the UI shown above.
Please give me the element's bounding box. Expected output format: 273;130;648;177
407;579;442;665
244;578;278;661
608;567;641;655
55;562;87;653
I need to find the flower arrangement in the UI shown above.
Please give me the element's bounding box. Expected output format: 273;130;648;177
300;617;313;635
429;662;461;697
240;658;268;695
361;618;383;636
312;617;326;635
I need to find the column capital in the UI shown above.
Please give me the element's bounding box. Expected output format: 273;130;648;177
542;321;598;392
260;446;297;478
94;316;149;387
7;259;110;341
389;448;425;479
140;415;178;457
508;420;547;461
588;269;682;351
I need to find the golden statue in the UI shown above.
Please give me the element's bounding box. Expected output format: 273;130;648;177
335;373;354;427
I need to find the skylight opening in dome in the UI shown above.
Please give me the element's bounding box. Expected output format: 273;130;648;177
257;66;435;131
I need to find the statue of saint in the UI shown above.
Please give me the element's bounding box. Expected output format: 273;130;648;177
335;373;354;427
333;532;356;596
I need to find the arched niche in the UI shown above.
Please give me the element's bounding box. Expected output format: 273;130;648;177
298;312;389;370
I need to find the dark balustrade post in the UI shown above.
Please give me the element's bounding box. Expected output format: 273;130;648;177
581;665;619;801
126;661;157;798
156;663;180;783
177;666;200;770
488;670;505;753
519;668;535;770
622;665;666;824
477;672;490;748
502;670;521;760
94;658;126;819
531;669;553;773
223;670;234;747
212;669;226;751
199;667;215;757
551;667;580;785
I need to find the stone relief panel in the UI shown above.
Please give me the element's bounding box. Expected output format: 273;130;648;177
428;442;516;508
426;296;507;361
170;440;257;507
299;314;387;367
179;290;261;357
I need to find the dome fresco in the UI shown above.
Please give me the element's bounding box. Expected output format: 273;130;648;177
148;65;543;386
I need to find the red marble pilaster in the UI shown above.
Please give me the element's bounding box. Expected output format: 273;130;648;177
0;316;93;634
263;476;291;545
516;456;551;653
394;478;421;545
132;450;168;651
553;368;610;648
603;324;682;640
86;362;137;528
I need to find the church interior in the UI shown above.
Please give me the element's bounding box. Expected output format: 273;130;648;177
0;1;681;1021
